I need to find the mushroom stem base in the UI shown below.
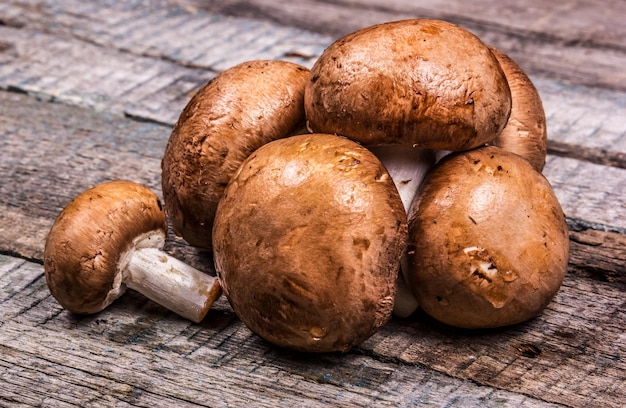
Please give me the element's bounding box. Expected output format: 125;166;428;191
124;247;222;323
393;269;419;318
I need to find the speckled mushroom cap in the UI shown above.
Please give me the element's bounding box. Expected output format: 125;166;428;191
161;60;310;250
490;47;548;172
44;180;168;314
213;133;408;352
304;19;512;150
405;146;569;329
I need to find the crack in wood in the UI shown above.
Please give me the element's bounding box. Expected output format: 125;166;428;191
549;141;626;170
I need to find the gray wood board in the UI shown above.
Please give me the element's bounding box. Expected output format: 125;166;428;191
1;0;625;407
173;0;626;91
1;0;625;164
1;90;624;281
1;254;621;407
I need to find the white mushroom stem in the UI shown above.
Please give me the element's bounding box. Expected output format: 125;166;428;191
367;145;436;318
393;270;420;318
114;232;222;323
435;149;452;163
368;145;437;211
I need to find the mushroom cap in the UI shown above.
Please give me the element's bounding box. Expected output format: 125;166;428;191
213;133;408;352
304;19;512;150
405;146;569;329
161;60;310;250
44;180;168;314
490;47;548;172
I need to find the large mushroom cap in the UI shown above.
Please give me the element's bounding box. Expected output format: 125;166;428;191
405;146;569;329
213;133;408;352
44;180;168;314
490;47;548;172
162;60;310;250
305;19;512;150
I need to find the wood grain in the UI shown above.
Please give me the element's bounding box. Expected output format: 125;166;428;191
174;0;626;91
1;254;620;407
567;228;626;283
1;1;625;160
358;274;625;408
1;0;624;406
1;90;624;277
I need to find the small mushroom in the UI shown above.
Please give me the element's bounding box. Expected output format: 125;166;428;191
304;19;512;151
404;146;569;329
44;180;222;323
490;47;548;172
162;60;310;250
212;133;407;352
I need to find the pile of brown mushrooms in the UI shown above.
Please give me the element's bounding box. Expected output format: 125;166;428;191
45;18;569;352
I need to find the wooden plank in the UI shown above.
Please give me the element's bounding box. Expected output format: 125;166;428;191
1;64;624;407
543;155;626;231
536;76;626;169
0;0;327;68
173;0;626;91
0;25;217;125
2;0;625;161
1;1;623;271
567;228;626;283
0;327;564;407
357;274;626;408
0;1;624;406
0;253;622;407
2;90;624;281
175;0;626;48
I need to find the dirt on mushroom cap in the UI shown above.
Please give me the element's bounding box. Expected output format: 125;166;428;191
304;19;512;150
161;60;310;250
404;146;569;329
212;133;408;352
44;180;168;314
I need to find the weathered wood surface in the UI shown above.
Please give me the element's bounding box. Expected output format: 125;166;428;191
0;0;624;406
176;0;626;92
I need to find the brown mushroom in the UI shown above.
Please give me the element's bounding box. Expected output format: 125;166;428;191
490;47;548;172
162;60;310;250
212;133;407;352
304;19;511;150
404;146;569;329
44;180;222;323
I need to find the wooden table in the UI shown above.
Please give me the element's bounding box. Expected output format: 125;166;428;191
1;0;624;406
